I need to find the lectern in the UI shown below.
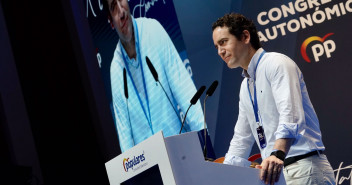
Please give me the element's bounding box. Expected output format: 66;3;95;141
105;131;286;185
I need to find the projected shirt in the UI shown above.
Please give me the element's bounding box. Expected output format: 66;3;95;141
110;17;204;152
224;48;325;166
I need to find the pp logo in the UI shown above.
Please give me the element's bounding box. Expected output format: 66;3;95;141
301;33;336;63
123;158;129;172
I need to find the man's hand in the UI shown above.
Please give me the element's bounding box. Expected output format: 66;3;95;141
257;138;293;184
258;155;283;185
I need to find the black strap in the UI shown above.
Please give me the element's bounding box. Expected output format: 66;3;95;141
284;150;324;167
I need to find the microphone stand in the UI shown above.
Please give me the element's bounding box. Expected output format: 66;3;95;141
179;104;192;134
124;68;135;145
202;80;218;161
178;85;206;134
203;95;214;161
158;81;182;124
125;99;135;146
145;56;182;125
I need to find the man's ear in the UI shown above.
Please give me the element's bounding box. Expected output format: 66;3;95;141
242;30;251;44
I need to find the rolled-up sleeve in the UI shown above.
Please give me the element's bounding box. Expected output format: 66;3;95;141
268;55;305;140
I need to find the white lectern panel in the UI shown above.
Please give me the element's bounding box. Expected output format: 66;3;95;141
105;131;286;185
105;131;176;185
164;131;286;185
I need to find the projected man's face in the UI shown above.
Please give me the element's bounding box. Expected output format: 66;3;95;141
108;0;133;44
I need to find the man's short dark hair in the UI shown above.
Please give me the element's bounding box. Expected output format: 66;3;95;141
212;13;262;50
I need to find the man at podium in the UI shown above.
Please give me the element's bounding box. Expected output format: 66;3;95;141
212;13;335;185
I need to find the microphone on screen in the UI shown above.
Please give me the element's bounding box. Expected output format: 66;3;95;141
123;68;129;99
145;56;182;124
123;68;135;145
179;85;206;134
145;56;159;82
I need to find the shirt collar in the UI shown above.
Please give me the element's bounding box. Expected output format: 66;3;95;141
242;48;264;79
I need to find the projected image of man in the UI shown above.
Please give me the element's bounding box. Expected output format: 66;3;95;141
104;0;204;152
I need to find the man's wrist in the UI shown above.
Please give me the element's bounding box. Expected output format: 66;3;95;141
270;150;286;161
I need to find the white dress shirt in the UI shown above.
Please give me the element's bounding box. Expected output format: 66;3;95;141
224;48;325;167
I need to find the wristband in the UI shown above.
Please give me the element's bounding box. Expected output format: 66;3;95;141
270;150;286;161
